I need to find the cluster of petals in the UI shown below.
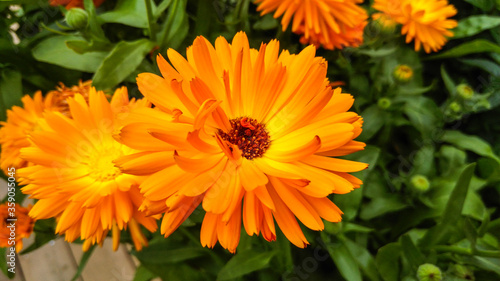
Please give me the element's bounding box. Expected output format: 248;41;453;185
116;32;367;252
373;0;457;53
16;88;157;251
255;0;368;50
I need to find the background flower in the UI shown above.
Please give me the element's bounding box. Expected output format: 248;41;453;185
0;203;35;252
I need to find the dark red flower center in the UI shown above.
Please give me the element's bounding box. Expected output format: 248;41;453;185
217;117;271;160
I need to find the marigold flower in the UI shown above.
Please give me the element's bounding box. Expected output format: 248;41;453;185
0;203;35;252
0;81;92;175
255;0;368;50
373;0;457;53
117;32;367;253
17;87;156;251
50;0;105;9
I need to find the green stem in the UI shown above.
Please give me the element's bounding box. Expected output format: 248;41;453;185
434;245;500;258
144;0;157;42
159;0;179;51
179;227;225;266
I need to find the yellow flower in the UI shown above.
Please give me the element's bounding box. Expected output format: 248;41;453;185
0;203;35;252
0;80;93;174
117;32;367;253
373;0;457;53
255;0;368;50
18;87;156;251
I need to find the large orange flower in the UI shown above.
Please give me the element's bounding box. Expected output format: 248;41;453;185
0;203;35;252
0;81;92;174
373;0;457;53
255;0;368;50
18;88;157;251
117;32;367;253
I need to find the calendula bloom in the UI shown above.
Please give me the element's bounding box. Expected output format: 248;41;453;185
50;0;105;9
373;0;457;53
0;81;93;174
18;87;157;251
0;203;35;252
255;0;368;50
117;32;367;253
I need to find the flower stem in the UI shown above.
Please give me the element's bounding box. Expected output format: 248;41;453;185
433;245;500;258
144;0;157;42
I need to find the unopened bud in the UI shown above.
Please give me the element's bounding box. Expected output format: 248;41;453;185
393;64;413;82
378;97;391;109
411;174;430;192
417;264;442;281
65;8;88;30
456;84;474;99
449;101;461;113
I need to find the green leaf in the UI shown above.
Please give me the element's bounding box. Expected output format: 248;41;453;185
441;65;456;96
460;58;500;76
92;39;154;90
356;47;397;58
71;245;95;281
419;163;476;247
463;256;500;275
441;130;500;163
134;247;207;264
0;68;22;121
463;0;495;11
321;235;362;281
133;265;157;281
403;96;441;138
217;250;275;280
453;16;500;39
360;196;408;220
376;243;401;281
32;36;108;72
358;105;385;141
159;0;188;51
100;0;149;28
0;247;14;279
345;239;381;281
428;40;500;59
401;235;425;272
253;13;279;30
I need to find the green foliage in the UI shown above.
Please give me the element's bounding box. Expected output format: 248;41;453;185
1;0;500;280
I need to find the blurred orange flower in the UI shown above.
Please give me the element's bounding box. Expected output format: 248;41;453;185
50;0;105;9
0;203;35;252
255;0;368;50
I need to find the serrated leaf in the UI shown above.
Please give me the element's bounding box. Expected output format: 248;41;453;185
217;250;275;280
453;15;500;39
92;39;154;90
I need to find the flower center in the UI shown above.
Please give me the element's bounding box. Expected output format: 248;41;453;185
217;117;271;160
87;146;123;181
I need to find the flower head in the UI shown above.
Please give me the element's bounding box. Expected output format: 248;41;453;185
118;32;367;253
373;0;457;53
0;81;92;175
18;87;156;251
255;0;368;50
393;64;413;82
0;203;35;252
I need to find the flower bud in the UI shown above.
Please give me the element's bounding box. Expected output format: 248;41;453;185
378;97;391;109
449;101;461;113
417;264;442;281
372;13;397;34
65;8;88;30
456;84;474;99
393;64;413;82
411;174;430;192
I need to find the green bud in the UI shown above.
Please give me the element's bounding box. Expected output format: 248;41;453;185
393;64;413;82
411;174;430;192
449;101;462;113
456;84;474;99
378;97;391;109
452;264;474;280
417;264;442;281
65;8;88;30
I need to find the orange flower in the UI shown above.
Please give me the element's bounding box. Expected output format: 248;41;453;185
0;81;92;174
0;203;35;252
255;0;368;50
373;0;457;53
49;0;105;9
117;32;367;253
18;87;156;251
